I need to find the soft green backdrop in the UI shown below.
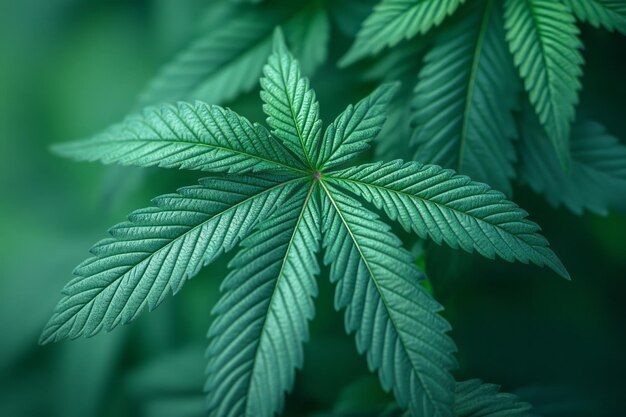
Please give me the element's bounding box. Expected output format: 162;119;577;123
0;1;624;416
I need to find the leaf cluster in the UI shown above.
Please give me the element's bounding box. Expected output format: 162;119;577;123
41;29;571;417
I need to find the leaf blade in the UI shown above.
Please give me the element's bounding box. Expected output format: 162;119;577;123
205;183;320;417
52;102;306;175
261;29;322;168
412;0;518;194
562;0;626;34
138;2;330;106
504;0;583;169
40;175;303;344
518;110;626;215
319;83;400;169
341;0;466;65
327;160;569;279
320;181;457;417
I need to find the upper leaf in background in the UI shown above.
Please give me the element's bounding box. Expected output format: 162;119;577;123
340;0;466;66
387;379;538;417
138;0;329;107
504;0;583;170
518;108;626;215
563;0;626;34
412;0;519;195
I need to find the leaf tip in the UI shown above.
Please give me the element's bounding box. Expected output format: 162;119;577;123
272;26;288;54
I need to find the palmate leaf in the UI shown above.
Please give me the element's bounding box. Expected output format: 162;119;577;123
562;0;626;34
139;1;329;106
327;161;569;279
504;0;584;170
518;109;626;215
261;29;322;168
318;83;400;169
52;102;306;175
205;184;320;417
44;28;572;417
340;0;466;65
454;379;538;417
320;182;457;417
412;0;519;195
40;175;302;343
390;379;538;417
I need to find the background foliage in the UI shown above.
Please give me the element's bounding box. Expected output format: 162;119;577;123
0;0;624;416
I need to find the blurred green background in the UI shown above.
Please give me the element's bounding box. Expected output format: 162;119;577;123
0;1;624;416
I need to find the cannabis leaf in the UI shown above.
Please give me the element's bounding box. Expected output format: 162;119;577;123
320;184;457;417
261;29;322;167
52;103;306;175
504;0;583;169
454;379;538;417
563;0;626;34
139;0;329;106
43;29;568;417
327;161;569;278
341;0;466;65
412;0;519;194
518;107;626;215
205;184;320;417
390;379;538;417
39;175;302;344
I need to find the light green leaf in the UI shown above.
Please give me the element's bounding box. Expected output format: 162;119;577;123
412;0;518;195
205;184;320;417
139;1;329;106
562;0;626;34
454;379;538;417
261;29;322;168
327;161;569;279
52;102;306;175
340;0;466;65
318;83;400;169
518;109;626;215
40;175;302;344
320;182;457;417
504;0;583;170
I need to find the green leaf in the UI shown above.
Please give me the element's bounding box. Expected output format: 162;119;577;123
205;184;320;417
340;0;466;65
562;0;626;34
327;161;569;279
261;29;323;169
518;109;626;215
52;102;306;175
39;175;302;344
388;379;539;417
504;0;584;170
412;0;519;195
320;182;457;417
318;83;400;169
139;1;329;106
454;379;538;417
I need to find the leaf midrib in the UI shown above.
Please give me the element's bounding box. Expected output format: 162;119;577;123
78;138;308;175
